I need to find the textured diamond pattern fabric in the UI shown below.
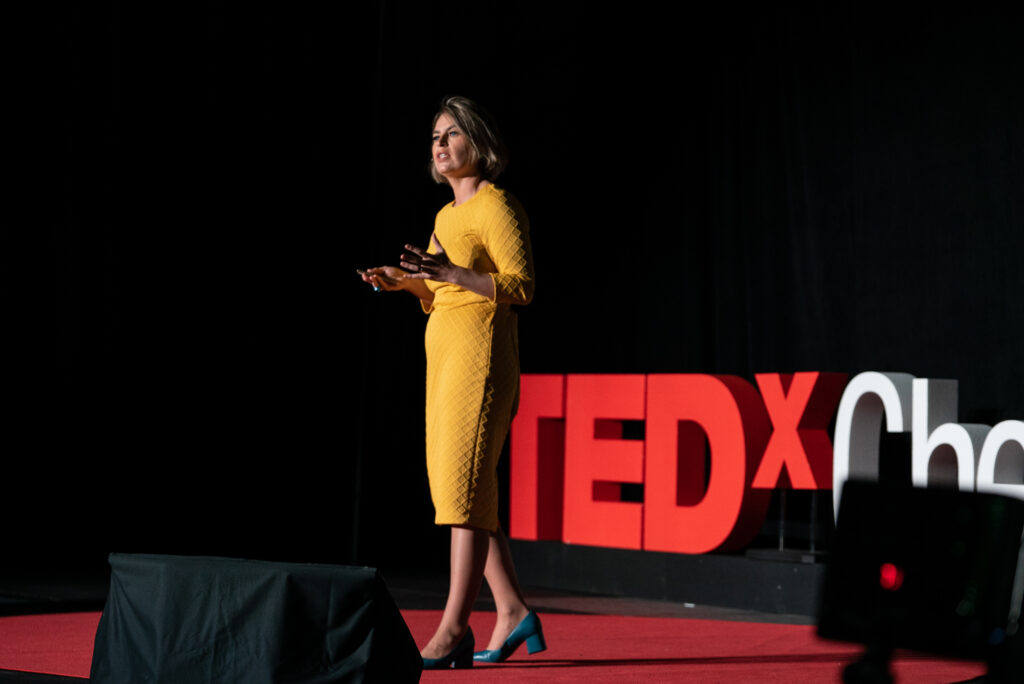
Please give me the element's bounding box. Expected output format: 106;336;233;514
423;184;534;531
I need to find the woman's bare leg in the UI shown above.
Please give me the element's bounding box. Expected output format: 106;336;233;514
420;525;489;659
482;527;531;650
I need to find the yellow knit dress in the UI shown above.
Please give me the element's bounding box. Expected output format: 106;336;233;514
422;183;534;531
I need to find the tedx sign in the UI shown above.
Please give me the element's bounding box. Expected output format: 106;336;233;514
508;372;1024;555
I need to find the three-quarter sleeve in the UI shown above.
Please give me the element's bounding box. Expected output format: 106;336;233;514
485;197;534;306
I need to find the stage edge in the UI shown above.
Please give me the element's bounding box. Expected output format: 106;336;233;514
510;539;826;617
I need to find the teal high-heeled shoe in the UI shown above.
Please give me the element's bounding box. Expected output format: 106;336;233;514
422;627;475;669
473;610;547;663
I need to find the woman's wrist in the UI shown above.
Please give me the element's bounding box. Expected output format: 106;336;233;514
452;267;496;300
450;265;472;289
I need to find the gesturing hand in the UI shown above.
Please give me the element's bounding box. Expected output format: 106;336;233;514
401;234;462;283
359;266;407;292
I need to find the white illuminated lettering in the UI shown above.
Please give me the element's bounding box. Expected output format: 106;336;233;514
911;378;990;491
832;372;914;520
977;420;1024;500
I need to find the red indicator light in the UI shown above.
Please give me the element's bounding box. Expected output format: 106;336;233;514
879;563;905;591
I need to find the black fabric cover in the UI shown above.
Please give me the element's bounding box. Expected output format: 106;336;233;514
89;553;422;684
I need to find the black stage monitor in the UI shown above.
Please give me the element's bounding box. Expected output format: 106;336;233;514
817;480;1024;684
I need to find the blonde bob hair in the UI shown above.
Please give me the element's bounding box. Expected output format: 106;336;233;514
430;95;509;184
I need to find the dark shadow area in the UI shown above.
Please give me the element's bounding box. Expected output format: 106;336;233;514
7;3;1023;618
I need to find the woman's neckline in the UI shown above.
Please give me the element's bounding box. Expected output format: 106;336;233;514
450;179;493;208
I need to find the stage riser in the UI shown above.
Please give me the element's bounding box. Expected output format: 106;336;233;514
510;540;826;617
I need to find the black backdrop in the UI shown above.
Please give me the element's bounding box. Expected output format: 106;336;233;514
8;3;1022;580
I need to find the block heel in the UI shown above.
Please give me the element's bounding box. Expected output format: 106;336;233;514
525;631;547;655
473;610;547;663
451;648;474;669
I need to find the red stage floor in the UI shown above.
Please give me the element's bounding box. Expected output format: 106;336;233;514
0;610;987;682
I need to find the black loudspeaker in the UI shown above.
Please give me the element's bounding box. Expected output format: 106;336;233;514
89;553;422;684
818;480;1024;684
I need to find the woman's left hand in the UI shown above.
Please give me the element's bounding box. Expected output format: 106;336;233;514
401;234;463;283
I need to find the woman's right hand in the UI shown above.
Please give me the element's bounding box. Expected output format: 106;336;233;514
361;266;408;292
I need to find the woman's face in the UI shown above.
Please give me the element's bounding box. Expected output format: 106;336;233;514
432;112;476;179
